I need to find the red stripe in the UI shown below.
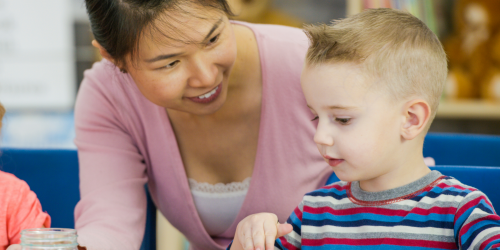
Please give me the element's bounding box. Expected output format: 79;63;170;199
304;205;457;216
294;206;303;221
490;243;500;248
455;196;484;223
436;182;476;192
479;234;500;250
280;237;300;250
322;184;348;191
460;214;500;238
302;238;457;248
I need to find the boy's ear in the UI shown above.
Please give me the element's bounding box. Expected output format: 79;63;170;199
400;99;431;140
92;40;115;64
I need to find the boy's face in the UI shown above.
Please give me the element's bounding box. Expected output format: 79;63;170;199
301;63;404;183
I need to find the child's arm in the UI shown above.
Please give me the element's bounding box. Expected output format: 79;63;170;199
2;172;50;245
455;190;500;249
229;202;305;250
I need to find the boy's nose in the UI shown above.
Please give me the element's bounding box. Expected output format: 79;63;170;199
313;124;334;146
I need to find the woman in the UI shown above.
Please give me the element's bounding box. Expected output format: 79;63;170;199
75;0;331;249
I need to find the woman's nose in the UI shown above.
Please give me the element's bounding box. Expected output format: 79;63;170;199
187;57;217;88
314;122;334;146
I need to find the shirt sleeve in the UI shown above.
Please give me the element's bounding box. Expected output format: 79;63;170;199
454;190;500;250
73;66;148;250
7;179;51;245
275;201;304;250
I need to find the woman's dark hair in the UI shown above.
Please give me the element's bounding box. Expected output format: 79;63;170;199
85;0;233;70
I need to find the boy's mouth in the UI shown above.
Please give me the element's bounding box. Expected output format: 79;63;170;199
324;155;344;167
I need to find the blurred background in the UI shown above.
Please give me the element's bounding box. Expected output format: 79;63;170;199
1;0;500;249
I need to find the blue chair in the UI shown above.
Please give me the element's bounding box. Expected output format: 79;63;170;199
0;148;156;250
325;165;500;211
423;132;500;167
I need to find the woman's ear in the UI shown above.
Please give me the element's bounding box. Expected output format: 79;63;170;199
92;40;114;63
400;99;431;140
92;40;128;73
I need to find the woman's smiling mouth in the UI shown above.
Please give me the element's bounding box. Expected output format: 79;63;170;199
187;82;222;104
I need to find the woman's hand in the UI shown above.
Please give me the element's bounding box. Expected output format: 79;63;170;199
231;213;293;250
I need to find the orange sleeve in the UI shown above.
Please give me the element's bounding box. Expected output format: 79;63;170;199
6;177;51;245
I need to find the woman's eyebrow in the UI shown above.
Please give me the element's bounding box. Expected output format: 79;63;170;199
145;52;182;63
202;18;223;42
144;18;224;63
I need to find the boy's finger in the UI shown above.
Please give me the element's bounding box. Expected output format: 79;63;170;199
251;225;266;250
264;219;278;249
241;226;254;250
276;223;294;238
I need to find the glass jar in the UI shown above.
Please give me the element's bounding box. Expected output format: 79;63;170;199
21;228;78;250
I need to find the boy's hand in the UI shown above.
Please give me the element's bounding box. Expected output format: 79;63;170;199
232;213;293;250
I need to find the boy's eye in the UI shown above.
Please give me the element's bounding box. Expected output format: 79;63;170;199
336;118;351;125
311;116;319;122
208;34;220;45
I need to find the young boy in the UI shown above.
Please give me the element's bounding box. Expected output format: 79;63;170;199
0;104;51;250
229;8;500;250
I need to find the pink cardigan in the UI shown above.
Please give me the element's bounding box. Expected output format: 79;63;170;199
74;21;332;250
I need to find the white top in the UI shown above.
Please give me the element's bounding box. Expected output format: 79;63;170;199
188;178;251;236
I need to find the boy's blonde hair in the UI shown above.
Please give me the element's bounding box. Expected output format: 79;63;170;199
304;8;447;125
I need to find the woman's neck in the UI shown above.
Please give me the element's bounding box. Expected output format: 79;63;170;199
227;23;261;91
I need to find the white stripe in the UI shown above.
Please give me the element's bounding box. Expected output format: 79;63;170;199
303;225;454;237
304;195;352;205
285;230;301;242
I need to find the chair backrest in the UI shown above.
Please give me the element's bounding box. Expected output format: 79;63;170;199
424;132;500;167
0;148;156;250
325;165;500;212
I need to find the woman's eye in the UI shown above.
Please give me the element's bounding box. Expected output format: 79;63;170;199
208;34;220;45
336;118;351;125
311;116;319;121
161;60;179;69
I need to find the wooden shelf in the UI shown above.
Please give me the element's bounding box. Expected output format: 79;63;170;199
436;100;500;119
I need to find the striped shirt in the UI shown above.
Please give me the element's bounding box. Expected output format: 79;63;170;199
276;171;500;250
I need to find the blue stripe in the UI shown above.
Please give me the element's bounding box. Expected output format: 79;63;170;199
288;212;302;235
303;211;455;223
302;218;454;228
454;205;475;239
414;189;469;201
275;238;285;250
307;191;348;200
308;186;347;195
476;202;495;214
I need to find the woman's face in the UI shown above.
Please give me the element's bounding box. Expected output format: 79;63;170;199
125;4;237;115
